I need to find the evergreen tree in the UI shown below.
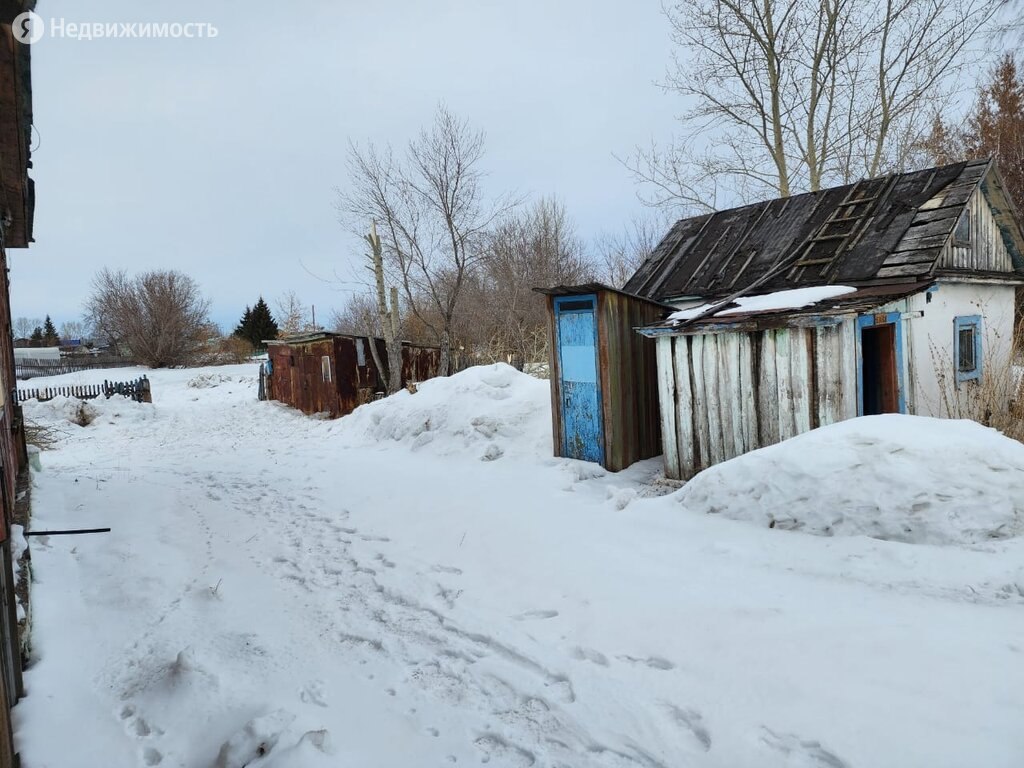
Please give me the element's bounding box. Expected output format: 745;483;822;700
233;297;279;351
42;315;59;346
29;326;43;347
234;306;252;339
927;54;1024;206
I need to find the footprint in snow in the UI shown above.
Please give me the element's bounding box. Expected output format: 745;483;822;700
617;654;675;671
570;646;609;666
431;564;463;576
665;704;712;751
760;727;848;768
512;609;559;621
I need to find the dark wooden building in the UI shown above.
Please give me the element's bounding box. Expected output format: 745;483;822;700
0;4;34;765
265;332;441;418
537;285;665;471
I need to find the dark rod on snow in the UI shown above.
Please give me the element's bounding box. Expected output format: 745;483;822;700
24;528;111;537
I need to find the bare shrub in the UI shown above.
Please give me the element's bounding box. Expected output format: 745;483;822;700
220;335;254;364
931;319;1024;442
85;268;212;368
24;421;60;450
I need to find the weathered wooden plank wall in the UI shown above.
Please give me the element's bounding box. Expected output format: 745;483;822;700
547;289;663;471
598;291;663;471
660;319;858;479
939;186;1015;273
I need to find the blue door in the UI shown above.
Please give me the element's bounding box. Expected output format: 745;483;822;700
554;295;604;463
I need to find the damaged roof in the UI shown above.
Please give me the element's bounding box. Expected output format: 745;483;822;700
624;159;1024;304
639;282;936;336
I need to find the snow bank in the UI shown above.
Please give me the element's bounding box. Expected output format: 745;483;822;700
334;364;551;461
22;394;154;428
677;415;1024;546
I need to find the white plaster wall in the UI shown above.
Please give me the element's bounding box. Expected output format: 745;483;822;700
906;281;1017;417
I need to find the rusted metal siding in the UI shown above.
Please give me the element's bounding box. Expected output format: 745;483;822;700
659;319;858;480
546;288;663;472
401;343;442;385
938;186;1016;273
267;335;441;419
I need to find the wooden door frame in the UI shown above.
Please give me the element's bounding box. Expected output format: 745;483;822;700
553;294;605;463
856;311;906;416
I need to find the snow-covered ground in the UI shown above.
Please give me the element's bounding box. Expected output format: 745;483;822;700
11;364;1024;767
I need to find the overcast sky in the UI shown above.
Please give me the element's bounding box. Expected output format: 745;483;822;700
10;0;680;332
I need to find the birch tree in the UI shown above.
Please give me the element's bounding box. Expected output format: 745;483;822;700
365;222;403;394
625;0;1004;211
337;105;515;375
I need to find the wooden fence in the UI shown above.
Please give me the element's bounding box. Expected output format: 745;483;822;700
16;376;152;404
15;356;137;380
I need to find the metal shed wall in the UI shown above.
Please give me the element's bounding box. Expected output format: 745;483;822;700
546;288;663;471
267;336;441;418
657;319;858;480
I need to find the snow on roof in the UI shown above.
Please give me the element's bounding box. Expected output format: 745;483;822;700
668;285;857;323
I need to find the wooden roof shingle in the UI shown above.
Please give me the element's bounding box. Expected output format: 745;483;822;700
624;160;1004;303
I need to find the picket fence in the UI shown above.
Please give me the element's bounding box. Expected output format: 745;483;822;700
16;376;152;404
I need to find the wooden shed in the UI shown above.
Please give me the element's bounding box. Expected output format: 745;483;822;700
626;158;1024;480
265;332;440;418
537;284;666;471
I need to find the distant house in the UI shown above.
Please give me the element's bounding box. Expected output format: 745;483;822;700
544;159;1024;479
12;346;60;361
0;4;35;762
264;332;441;418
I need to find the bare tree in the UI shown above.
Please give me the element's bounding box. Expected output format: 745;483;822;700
13;317;40;339
84;268;212;367
624;0;1004;211
330;293;383;337
364;222;403;394
477;198;593;367
275;291;312;336
337;105;516;375
594;214;666;288
59;320;88;343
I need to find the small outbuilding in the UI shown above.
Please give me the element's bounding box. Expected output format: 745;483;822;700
535;284;667;471
543;159;1024;479
264;332;440;418
629;158;1024;479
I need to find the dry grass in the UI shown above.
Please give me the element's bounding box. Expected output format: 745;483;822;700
931;318;1024;442
24;420;60;450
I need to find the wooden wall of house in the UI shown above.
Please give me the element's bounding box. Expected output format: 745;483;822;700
597;291;663;471
657;319;857;480
938;186;1015;273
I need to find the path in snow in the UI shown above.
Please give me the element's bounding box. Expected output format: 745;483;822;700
12;365;1024;767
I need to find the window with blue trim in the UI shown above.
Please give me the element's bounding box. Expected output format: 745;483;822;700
954;315;982;384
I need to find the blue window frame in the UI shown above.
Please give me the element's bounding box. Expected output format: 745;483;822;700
954;315;982;385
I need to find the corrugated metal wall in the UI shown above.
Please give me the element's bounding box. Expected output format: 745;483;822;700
268;336;441;419
657;319;858;480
